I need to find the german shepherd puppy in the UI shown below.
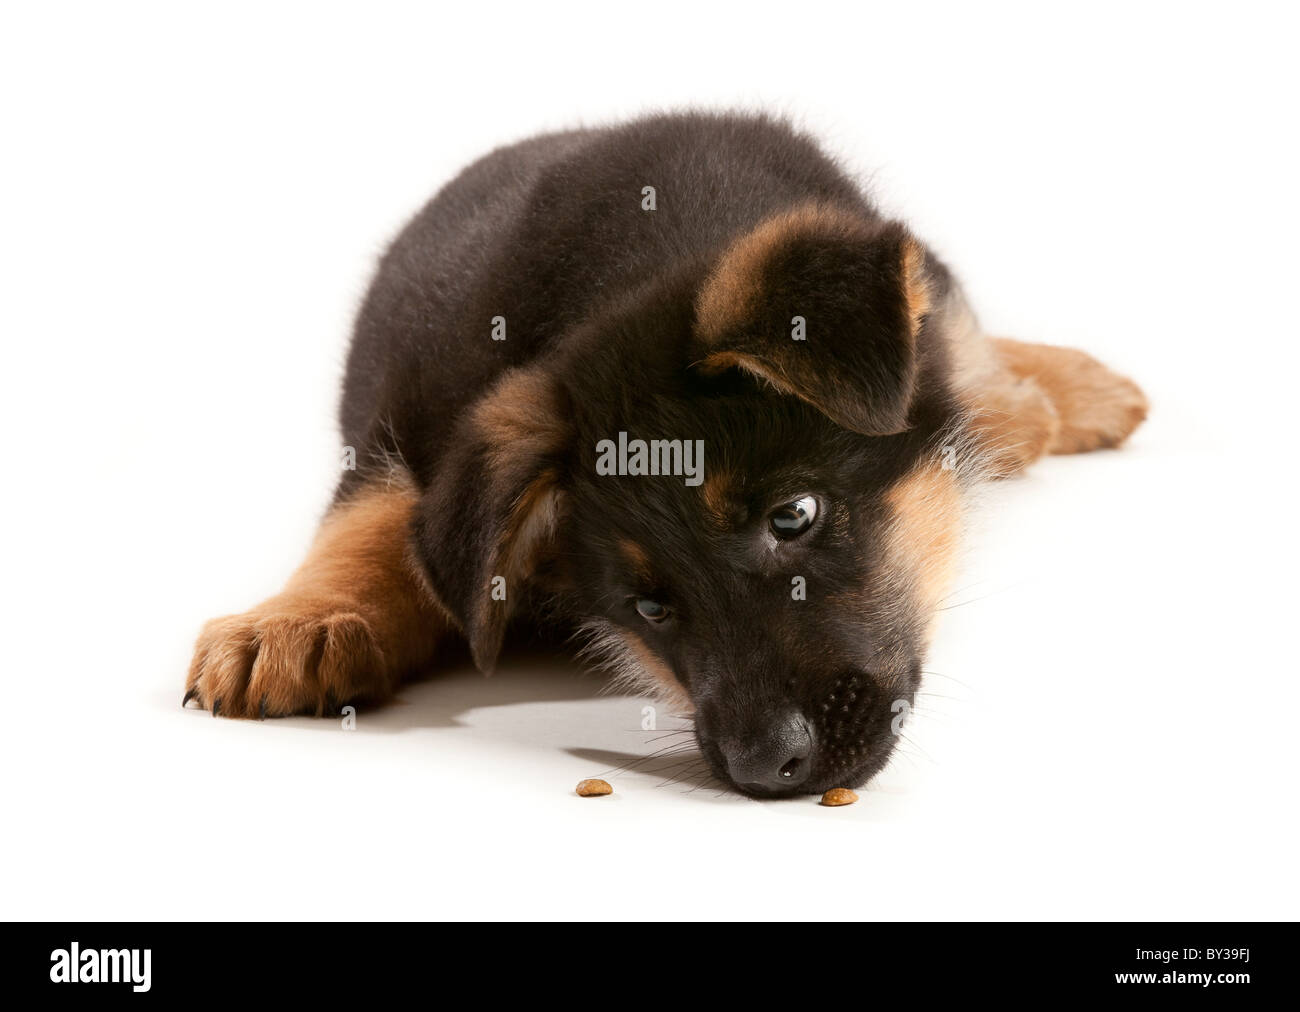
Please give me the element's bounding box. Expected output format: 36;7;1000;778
185;112;1147;797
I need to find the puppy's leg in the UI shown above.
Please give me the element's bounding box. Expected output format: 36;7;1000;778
186;478;447;718
941;289;1147;475
959;362;1062;477
989;337;1149;456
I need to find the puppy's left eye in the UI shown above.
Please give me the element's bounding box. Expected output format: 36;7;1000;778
769;496;818;539
635;598;671;623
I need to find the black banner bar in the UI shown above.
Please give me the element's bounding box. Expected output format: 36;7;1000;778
0;921;1281;999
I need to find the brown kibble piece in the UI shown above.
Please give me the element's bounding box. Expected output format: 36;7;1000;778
820;788;858;807
576;778;613;797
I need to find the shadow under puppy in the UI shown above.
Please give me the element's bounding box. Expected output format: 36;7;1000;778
185;112;1147;797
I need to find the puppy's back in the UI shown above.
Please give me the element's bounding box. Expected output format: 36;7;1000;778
340;112;872;485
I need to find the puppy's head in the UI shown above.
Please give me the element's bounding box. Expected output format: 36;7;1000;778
415;204;971;796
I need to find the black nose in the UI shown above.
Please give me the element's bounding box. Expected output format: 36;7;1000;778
723;712;813;794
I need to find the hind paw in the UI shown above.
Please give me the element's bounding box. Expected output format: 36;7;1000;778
991;338;1148;454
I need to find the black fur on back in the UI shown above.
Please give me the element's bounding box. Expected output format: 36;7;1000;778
337;112;906;486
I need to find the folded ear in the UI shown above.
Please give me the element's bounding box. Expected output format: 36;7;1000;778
411;367;571;674
693;203;931;435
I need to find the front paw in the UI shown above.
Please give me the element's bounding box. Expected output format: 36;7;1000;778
185;597;388;718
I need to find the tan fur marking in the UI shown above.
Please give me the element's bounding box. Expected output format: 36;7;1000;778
460;368;571;666
463;465;565;672
696;350;806;406
617;538;654;583
696;202;931;345
501;468;563;579
901;237;933;332
472;368;570;469
187;481;448;718
937;285;996;398
618;630;690;709
695;202;874;343
886;463;962;625
699;468;739;528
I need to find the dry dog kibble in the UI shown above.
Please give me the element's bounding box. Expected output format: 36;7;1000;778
820;788;858;807
575;778;613;797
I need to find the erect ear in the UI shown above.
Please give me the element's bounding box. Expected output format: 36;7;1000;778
693;202;932;435
411;366;571;674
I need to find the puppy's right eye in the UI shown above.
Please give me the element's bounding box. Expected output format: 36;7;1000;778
768;495;818;540
635;598;670;623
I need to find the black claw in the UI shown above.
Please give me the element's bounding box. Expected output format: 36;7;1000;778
212;698;221;717
259;697;268;721
183;687;198;708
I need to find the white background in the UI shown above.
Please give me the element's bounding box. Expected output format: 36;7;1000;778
2;1;1297;920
